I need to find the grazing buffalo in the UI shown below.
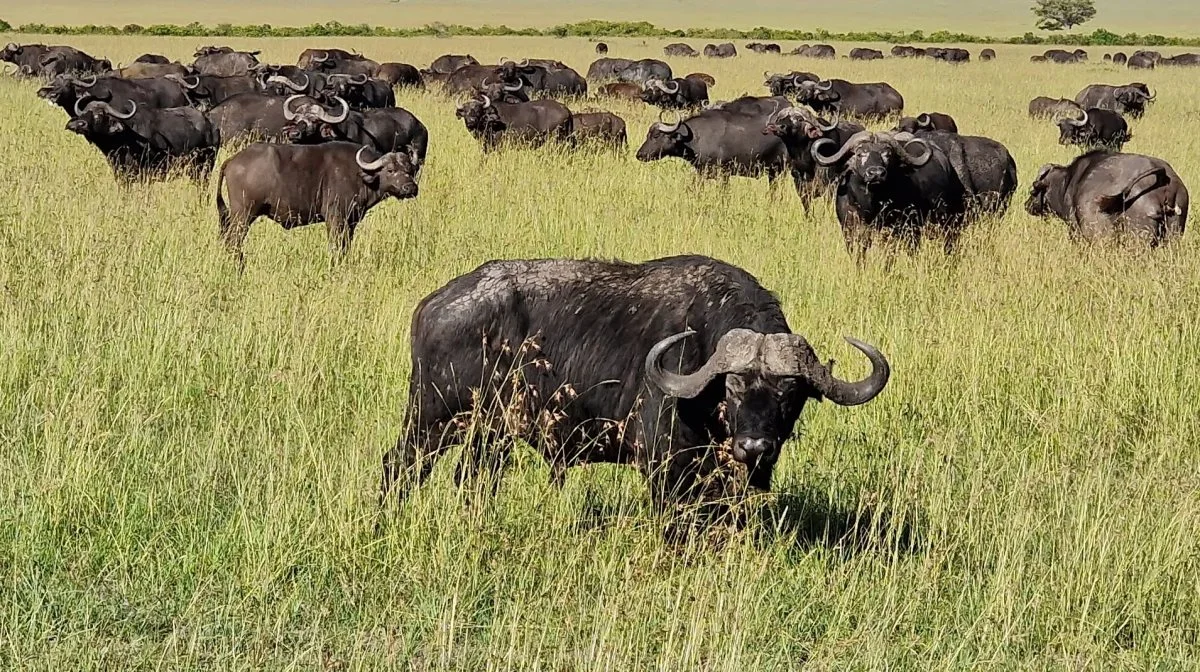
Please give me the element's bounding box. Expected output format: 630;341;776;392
1112;52;1128;65
193;50;260;77
455;95;573;151
134;53;171;65
260;69;328;98
1027;151;1188;246
894;112;958;134
1161;53;1200;66
980;48;996;61
1056;108;1131;150
207;93;326;144
376;62;423;88
38;47;111;77
763;106;866;210
763;71;820;97
849;48;885;61
813;131;968;259
794;79;904;120
636;109;794;186
1127;53;1156;69
280;96;429;166
540;65;588;97
1043;48;1086;64
429;54;479;74
1075;83;1155;118
66;100;218;183
746;42;782;54
296;48;361;70
170;74;260;108
686;72;716;87
325;73;396;109
616;59;673;86
569;111;627;149
891;45;921;58
587;57;634;80
703;43;738;58
641;77;709;110
114;61;190;79
1028;96;1082;118
595;42;609;55
216;142;419;265
789;44;836;59
926;47;970;63
597;82;643;100
664;43;700;57
381;254;890;527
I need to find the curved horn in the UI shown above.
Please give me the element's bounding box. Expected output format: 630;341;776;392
518;58;529;67
480;94;492;108
812;130;871;166
816;79;834;90
312;50;329;63
1066;108;1088;127
656;109;681;133
102;100;136;119
19;64;32;76
662;79;680;94
644;331;722;399
355;146;387;171
1146;87;1156;100
317;96;349;124
503;81;524;92
350;73;369;85
816;110;839;132
77;74;97;88
809;338;890;406
891;133;932;166
74;95;92;116
268;74;307;92
283;94;305;121
916;113;932;128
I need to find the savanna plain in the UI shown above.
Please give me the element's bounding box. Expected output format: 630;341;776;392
1;31;1200;670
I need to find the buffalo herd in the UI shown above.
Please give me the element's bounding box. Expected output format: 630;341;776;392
2;38;1193;534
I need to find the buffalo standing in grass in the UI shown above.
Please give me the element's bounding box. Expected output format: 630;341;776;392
616;59;673;86
894;112;958;134
170;73;261;109
1028;96;1082;119
325;73;396;109
636;109;795;188
37;74;189;117
1075;83;1155;118
1027;150;1188;246
763;106;865;210
794;79;904;121
641;77;709;110
704;43;738;58
568;111;627;149
381;254;889;529
763;71;820;97
207;92;328;144
980;48;996;61
1056;108;1131;151
376;62;423;88
789;44;836;58
587;57;634;80
455;94;573;151
66;100;218;183
193;49;260;77
215;142;419;267
664;43;699;57
428;54;479;74
279;95;429;166
849;48;884;61
904;130;1019;215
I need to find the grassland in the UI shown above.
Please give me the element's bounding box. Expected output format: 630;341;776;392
1;36;1200;669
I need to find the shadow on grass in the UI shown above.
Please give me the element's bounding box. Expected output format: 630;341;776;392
757;488;925;558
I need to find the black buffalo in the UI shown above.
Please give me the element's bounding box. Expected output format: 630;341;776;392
641;77;709;109
1161;53;1200;66
428;54;479;74
703;43;738;58
216;142;418;266
1112;52;1128;65
789;44;836;58
134;53;171;65
1127;53;1156;69
891;45;922;58
455;95;573;151
794;79;904;120
763;70;820;97
1043;48;1087;64
636;109;794;187
1075;83;1155;118
595;42;609;55
280;96;429;166
41;74;189;116
1056;108;1131;150
813;131;968;260
664;43;700;57
260;68;329;98
763;106;866;210
207;92;326;144
66;100;218;183
587;57;634;80
381;255;890;525
1028;96;1082;119
980;48;996;61
376;62;423;88
37;46;111;77
746;42;782;54
193;50;260;77
325;73;396;109
616;59;673;86
908;130;1019;215
894;112;958;133
296;48;362;70
849;48;884;61
171;73;260;108
568;111;627;149
926;48;970;63
1027;150;1188;246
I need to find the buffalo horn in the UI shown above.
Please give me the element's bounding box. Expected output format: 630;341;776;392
645;329;757;399
312;51;328;63
282;94;305;121
916;113;932;128
355;146;387;171
480;94;492;108
816;110;839;132
4;43;17;51
73;96;92;116
318;96;350;124
1145;87;1156;100
816;79;834;90
503;81;523;92
805;337;891;406
655;109;681;133
812;130;871;166
662;79;680;94
268;74;307;92
77;74;97;88
350;73;369;85
890;132;932;166
1066;108;1088;127
101;100;136;119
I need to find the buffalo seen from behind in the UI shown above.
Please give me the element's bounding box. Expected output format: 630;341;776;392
215;142;420;267
1027;151;1188;246
381;255;890;529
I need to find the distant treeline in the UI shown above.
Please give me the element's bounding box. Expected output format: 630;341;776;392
1;19;1198;47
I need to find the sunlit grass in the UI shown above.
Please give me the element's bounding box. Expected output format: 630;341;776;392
0;38;1198;669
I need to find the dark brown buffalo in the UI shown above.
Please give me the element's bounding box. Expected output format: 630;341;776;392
1027;150;1188;246
1056;107;1131;150
206;92;327;144
664;43;699;57
980;48;996;61
376;62;423;88
115;61;190;79
297;48;362;70
66;99;218;183
428;54;479;74
849;48;884;61
703;43;737;58
569;111;627;149
455;95;573;151
1028;96;1082;119
215;142;419;266
170;73;260;108
789;44;836;59
894;112;958;133
597;82;642;100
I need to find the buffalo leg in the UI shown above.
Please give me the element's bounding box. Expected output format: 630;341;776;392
218;212;252;273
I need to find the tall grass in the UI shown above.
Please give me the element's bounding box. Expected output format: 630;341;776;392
1;38;1199;669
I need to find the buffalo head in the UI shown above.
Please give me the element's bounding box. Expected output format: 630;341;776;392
1115;84;1154;117
794;79;837;107
66;99;137;137
456;95;503;134
812;131;932;186
1056;108;1090;145
355;146;420;199
763;105;838;140
281;94;350;143
646;328;889;464
635;112;690;161
1025;163;1067;217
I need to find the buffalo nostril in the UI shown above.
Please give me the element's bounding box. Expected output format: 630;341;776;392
735;437;769;458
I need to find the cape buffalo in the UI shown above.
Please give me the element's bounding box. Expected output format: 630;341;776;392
595;42;609;55
927;48;970;63
42;74;189;116
193;50;260;77
849;48;884;61
568;111;627;149
381;255;890;528
114;61;190;79
134;54;171;65
703;43;738;58
587;57;634;81
376;62;423;88
616;59;672;86
66;100;218;183
746;42;782;54
325;73;396;109
763;71;820;97
794;79;904;121
912;130;1019;215
455;95;573;151
297;48;362;70
664;43;700;57
790;44;836;58
641;77;709;110
37;46;110;77
1028;96;1082;119
170;73;260;108
894;112;958;133
813;130;968;260
207;92;327;144
429;54;478;74
261;69;328;98
636;109;794;187
763;106;866;210
1161;53;1200;66
1112;52;1128;65
891;46;920;58
686;72;716;86
1075;83;1155;118
2;43;51;75
1027;150;1188;246
1056;108;1131;150
215;142;420;266
980;49;996;61
279;96;429;167
1127;53;1155;69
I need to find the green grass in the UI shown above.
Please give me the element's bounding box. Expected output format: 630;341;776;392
2;38;1200;669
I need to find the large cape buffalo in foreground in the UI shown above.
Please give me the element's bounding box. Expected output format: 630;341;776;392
381;255;890;528
216;142;420;267
1027;150;1188;246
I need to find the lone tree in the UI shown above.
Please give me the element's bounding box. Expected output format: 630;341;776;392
1032;0;1097;31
